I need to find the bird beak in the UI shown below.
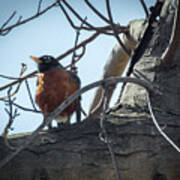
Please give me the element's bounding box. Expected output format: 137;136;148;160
30;56;41;63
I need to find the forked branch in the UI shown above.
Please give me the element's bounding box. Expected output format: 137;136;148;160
0;76;160;169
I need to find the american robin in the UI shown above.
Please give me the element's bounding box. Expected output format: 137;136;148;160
30;55;81;127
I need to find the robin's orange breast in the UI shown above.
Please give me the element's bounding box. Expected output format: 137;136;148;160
35;68;79;117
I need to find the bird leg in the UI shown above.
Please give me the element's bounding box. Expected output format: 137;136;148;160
75;96;81;123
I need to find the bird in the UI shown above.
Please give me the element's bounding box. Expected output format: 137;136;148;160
30;55;81;128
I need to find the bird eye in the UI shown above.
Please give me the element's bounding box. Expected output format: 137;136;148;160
44;56;52;63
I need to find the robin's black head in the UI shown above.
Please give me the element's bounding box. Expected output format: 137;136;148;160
30;55;63;72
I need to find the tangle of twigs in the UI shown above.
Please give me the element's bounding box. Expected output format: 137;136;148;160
0;31;100;93
3;87;20;150
0;1;130;93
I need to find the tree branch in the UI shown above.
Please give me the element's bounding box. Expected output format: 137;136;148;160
3;87;20;150
84;0;110;24
25;80;38;111
56;31;100;60
0;64;27;100
0;2;57;36
147;93;180;153
139;0;149;18
0;71;37;92
105;0;131;56
0;76;160;169
99;86;122;180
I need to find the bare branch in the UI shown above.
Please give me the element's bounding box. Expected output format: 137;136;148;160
105;0;131;56
0;63;27;100
37;0;43;14
1;99;41;113
57;0;79;29
126;0;164;77
0;71;37;92
0;76;160;169
0;31;99;92
3;87;20;150
0;2;57;36
71;17;87;71
147;94;180;153
0;74;20;80
61;0;96;30
99;86;122;180
140;0;149;18
0;1;128;94
133;69;152;84
56;31;100;61
0;11;17;29
84;0;110;24
0;11;17;36
57;0;118;35
25;80;38;111
64;46;86;69
57;1;87;31
17;16;23;24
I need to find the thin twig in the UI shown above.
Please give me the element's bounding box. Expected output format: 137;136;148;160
133;69;152;84
17;16;23;24
0;32;99;92
56;31;100;60
65;46;86;69
37;0;43;14
140;0;149;18
0;76;160;169
61;0;98;30
0;74;20;80
84;0;110;24
58;0;114;35
147;93;180;153
99;89;109;132
25;80;37;111
57;1;85;30
0;71;37;92
105;0;131;56
3;87;20;150
0;64;27;100
0;11;17;29
99;86;122;180
0;2;57;36
1;99;41;113
80;107;87;117
71;16;87;71
58;0;128;35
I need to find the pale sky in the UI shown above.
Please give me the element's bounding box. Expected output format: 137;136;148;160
0;0;156;134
